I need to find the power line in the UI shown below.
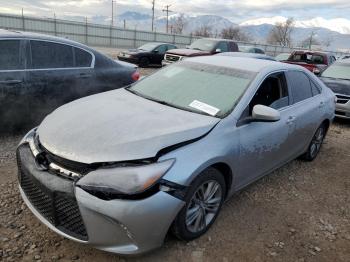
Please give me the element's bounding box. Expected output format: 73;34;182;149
162;4;173;33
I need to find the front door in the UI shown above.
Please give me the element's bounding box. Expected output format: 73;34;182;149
235;72;298;189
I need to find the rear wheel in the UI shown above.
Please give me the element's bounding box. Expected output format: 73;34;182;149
172;168;226;241
301;123;327;161
139;57;150;67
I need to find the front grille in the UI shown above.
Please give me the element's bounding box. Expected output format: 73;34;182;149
165;54;181;62
20;167;88;240
335;110;346;116
336;94;350;104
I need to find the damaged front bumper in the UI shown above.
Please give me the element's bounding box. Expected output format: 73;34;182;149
17;142;185;255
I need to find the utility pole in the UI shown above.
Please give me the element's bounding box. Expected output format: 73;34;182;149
151;0;155;32
162;4;173;33
309;30;317;50
111;0;116;26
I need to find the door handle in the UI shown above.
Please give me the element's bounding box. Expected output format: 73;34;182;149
319;101;325;108
286;116;296;125
0;80;23;85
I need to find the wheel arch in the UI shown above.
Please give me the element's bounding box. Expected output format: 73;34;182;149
203;162;234;199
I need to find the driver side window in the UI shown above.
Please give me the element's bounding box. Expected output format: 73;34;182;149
248;72;289;115
154;45;167;54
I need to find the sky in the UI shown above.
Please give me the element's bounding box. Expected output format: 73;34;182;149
0;0;350;23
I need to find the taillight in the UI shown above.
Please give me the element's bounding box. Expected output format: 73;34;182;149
313;67;320;75
132;71;140;81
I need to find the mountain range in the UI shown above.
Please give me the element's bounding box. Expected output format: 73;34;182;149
88;12;350;52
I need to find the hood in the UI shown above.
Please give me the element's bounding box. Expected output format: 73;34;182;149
38;89;219;164
166;48;211;57
320;77;350;96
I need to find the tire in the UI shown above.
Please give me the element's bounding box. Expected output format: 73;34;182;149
172;167;226;241
139;57;150;67
301;123;327;161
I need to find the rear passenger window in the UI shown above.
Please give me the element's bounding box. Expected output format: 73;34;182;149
30;41;73;69
287;71;313;103
74;48;92;67
310;81;321;96
155;45;167;54
0;40;23;70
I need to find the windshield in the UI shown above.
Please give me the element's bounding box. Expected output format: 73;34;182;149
128;62;256;118
239;46;252;52
189;39;216;52
321;63;350;80
138;43;158;51
288;53;325;64
276;53;290;61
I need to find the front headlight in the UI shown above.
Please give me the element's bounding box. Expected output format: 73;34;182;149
77;159;175;198
19;128;41;157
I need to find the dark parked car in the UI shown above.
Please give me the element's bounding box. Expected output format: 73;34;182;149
238;45;265;54
162;38;238;66
216;52;276;61
118;42;177;67
319;59;350;119
284;50;336;75
0;30;139;132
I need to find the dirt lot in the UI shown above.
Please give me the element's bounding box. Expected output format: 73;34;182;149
1;48;350;262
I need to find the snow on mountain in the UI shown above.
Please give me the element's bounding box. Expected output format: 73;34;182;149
240;16;350;35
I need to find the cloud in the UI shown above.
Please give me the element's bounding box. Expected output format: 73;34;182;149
1;0;349;23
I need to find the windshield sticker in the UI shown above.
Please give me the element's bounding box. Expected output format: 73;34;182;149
164;67;185;78
189;100;220;116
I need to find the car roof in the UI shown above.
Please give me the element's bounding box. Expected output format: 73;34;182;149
216;52;275;60
186;56;301;72
142;42;174;45
0;29;93;50
292;50;330;56
199;38;236;42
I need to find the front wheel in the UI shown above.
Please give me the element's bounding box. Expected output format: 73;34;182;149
301;123;327;161
172;168;226;241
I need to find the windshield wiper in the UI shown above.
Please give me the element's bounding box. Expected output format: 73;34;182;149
125;87;214;117
191;48;203;51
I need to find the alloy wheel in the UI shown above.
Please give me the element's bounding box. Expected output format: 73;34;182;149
310;126;325;158
185;180;223;233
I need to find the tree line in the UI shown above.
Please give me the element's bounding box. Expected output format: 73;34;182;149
170;15;332;48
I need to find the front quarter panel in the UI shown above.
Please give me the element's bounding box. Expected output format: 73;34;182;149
160;119;240;197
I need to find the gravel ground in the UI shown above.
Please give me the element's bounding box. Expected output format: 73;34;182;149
0;47;350;262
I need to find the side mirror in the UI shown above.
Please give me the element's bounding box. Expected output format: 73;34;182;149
153;50;159;53
252;105;280;122
215;48;222;53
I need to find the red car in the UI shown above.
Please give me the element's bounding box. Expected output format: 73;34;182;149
162;38;238;66
284;50;336;75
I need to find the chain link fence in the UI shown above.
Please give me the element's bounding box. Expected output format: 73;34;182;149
0;13;348;57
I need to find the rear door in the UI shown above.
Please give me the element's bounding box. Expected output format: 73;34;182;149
285;70;324;154
26;40;78;122
0;39;27;129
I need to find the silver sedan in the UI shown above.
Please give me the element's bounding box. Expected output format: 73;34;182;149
17;56;335;255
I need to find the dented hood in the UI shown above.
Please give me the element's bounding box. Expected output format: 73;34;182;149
37;89;219;164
